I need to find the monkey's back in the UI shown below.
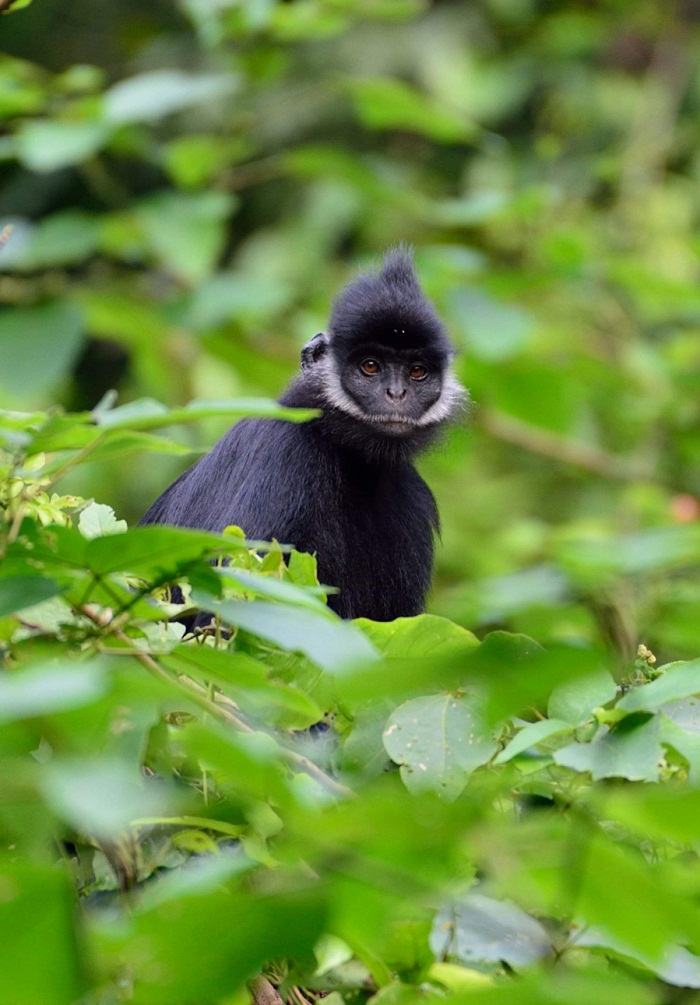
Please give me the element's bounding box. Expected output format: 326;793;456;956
140;415;437;621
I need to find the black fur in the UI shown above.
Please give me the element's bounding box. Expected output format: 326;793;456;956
140;249;462;620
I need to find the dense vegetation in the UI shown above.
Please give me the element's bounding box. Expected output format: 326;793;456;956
2;0;700;1002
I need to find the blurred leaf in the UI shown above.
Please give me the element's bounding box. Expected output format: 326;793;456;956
103;70;237;124
15;119;108;172
450;289;535;361
554;714;662;782
84;525;225;576
0;212;99;271
95;396;318;429
91;862;326;1004
0;660;107;723
431;893;551;966
0;860;82;1005
41;758;175;839
349;77;476;143
200;597;378;673
0;576;63;618
548;670;617;725
137;190;236;285
0;302;84;396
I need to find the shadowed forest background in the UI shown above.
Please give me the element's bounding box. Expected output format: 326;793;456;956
3;0;700;658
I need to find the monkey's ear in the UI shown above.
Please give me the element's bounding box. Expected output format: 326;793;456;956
301;333;328;371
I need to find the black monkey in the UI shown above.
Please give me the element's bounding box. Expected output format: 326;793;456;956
140;248;464;620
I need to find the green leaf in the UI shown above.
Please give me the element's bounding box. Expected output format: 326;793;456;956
164;647;322;729
618;660;700;712
548;669;617;725
384;692;497;799
41;758;176;839
104;71;237;124
95;396;318;430
349;77;476;144
554;715;661;781
84;525;225;576
91;864;326;1004
431;893;551;966
450;289;535;361
0;576;63;618
78;502;127;540
218;567;330;614
15;120;108;172
0;211;99;270
137;190;235;285
0;302;84;396
0;861;82;1005
494;718;572;763
0;660;107;723
356;614;479;658
573;833;700;959
200;598;378;673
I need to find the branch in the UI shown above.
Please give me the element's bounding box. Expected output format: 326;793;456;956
479;407;653;481
249;978;285;1005
80;607;352;799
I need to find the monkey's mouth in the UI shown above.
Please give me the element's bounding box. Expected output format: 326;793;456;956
367;414;421;434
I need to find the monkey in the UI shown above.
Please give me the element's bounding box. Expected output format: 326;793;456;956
140;248;465;621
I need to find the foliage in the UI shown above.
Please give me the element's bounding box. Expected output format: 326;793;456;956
1;402;700;1003
3;0;700;1001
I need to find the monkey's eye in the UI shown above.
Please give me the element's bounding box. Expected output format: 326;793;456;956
409;364;428;380
360;358;380;375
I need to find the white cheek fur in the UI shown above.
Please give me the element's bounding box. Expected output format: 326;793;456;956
315;355;467;427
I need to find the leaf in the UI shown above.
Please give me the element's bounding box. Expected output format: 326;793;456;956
78;502;127;540
573;834;700;959
85;525;225;576
548;670;618;725
554;715;662;781
384;692;497;800
494;718;572;763
15;119;108;172
200;598;378;674
574;927;700;989
0;862;82;1005
41;758;176;839
91;865;326;1004
349;77;476;144
218;567;330;614
0;660;107;723
356;614;479;658
137;190;235;285
0;575;63;618
617;660;700;712
450;289;535;361
104;71;237;124
431;893;551;966
0;302;84;396
95;396;318;430
0;211;99;270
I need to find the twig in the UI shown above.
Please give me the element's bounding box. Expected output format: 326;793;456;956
79;607;352;799
249;977;285;1005
479;407;653;481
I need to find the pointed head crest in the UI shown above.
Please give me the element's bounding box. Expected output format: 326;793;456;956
328;247;453;361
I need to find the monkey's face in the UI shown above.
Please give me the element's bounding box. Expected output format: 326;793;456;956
338;345;445;435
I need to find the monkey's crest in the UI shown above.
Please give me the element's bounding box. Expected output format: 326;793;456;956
328;246;453;361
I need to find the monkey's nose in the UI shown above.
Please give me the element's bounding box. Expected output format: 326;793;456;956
386;387;407;401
